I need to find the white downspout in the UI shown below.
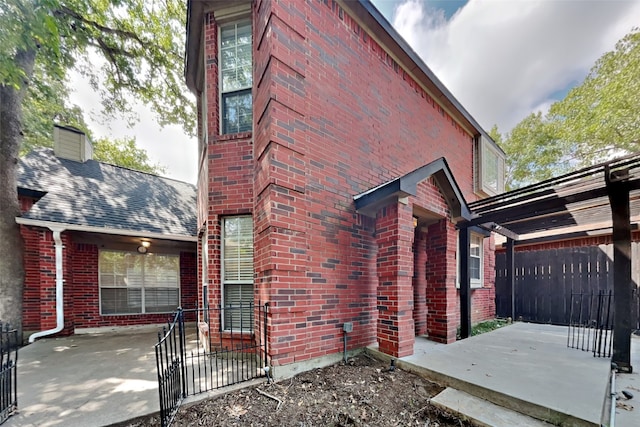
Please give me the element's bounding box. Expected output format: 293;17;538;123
29;227;65;343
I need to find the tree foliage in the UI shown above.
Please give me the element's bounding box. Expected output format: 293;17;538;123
496;27;640;190
1;0;195;134
0;0;193;331
93;136;166;174
21;64;166;174
21;69;166;175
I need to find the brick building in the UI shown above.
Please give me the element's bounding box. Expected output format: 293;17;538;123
17;125;197;342
185;0;505;370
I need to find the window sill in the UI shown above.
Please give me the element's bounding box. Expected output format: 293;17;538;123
197;322;254;338
99;312;174;317
456;283;484;290
213;131;252;143
221;330;254;339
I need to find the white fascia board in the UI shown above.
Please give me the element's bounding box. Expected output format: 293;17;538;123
15;217;197;242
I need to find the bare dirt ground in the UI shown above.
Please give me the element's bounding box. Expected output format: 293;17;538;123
117;353;472;427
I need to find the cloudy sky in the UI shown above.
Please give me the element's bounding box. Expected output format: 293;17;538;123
69;0;640;184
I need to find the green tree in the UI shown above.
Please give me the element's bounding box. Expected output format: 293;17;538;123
497;27;640;190
22;62;87;152
93;136;166;174
0;0;194;333
491;115;568;190
21;69;166;174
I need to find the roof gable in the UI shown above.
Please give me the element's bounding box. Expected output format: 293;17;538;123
354;157;470;222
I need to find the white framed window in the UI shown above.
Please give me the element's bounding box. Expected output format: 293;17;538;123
222;216;254;330
470;234;483;286
201;230;209;305
456;232;484;289
99;251;180;315
220;21;252;135
475;136;505;196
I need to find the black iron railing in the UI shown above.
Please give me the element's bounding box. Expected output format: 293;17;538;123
155;310;186;427
567;290;613;357
0;323;18;425
155;303;269;427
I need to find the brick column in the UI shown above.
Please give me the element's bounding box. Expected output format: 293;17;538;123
375;202;415;357
413;229;428;336
425;219;458;343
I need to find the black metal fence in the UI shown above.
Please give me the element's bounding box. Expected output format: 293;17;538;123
567;290;613;357
155;303;269;427
0;323;18;425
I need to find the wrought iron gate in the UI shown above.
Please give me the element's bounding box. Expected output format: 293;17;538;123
155;303;269;427
0;323;18;425
567;290;613;357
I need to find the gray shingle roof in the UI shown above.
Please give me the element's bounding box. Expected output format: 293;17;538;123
18;148;196;238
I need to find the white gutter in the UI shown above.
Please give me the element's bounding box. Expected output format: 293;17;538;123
29;227;66;343
15;217;197;242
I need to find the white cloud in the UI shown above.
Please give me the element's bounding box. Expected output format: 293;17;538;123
391;0;640;133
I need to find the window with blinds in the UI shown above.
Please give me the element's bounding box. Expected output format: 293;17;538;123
220;21;252;134
222;216;254;330
475;136;505;196
99;251;180;315
456;232;484;289
470;234;482;285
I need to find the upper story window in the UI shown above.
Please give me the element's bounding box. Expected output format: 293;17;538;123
475;136;505;196
220;21;252;135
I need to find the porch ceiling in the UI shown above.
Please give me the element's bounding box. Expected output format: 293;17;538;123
465;152;640;241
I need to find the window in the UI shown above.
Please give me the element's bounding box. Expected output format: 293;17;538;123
456;232;484;289
475;136;505;196
220;21;252;134
222;216;254;330
470;234;483;286
99;251;180;315
201;231;210;322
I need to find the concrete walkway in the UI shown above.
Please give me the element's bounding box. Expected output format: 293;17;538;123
7;328;160;427
614;334;640;427
372;322;613;426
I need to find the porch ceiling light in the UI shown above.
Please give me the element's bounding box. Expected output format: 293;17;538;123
137;240;151;254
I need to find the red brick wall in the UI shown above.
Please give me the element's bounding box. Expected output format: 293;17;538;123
67;244;197;329
461;235;497;324
425;219;458;343
200;0;495;363
20;227;197;334
21;225;44;332
375;202;415;357
18;195;37;213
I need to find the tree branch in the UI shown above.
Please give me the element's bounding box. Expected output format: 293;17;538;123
54;5;146;47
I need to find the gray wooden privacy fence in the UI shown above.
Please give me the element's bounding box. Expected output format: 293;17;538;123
495;244;640;328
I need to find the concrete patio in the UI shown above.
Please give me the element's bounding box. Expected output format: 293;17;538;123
7;327;161;427
371;322;640;426
6;322;639;426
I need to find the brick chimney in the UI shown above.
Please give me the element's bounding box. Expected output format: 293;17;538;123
53;124;93;162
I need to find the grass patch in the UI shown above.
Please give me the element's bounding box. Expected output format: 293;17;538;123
457;318;510;339
471;318;509;336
